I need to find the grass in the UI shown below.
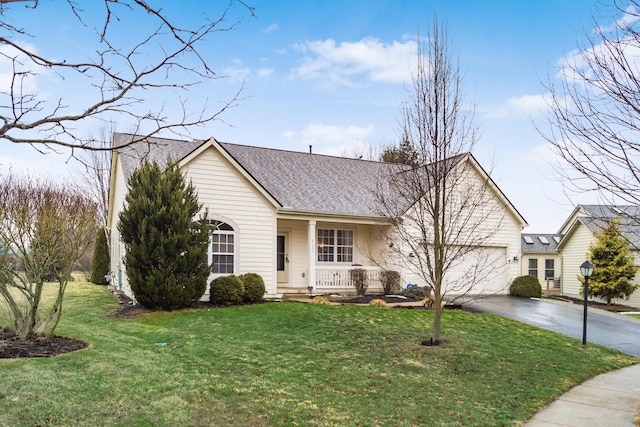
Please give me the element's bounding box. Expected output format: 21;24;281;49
0;282;637;427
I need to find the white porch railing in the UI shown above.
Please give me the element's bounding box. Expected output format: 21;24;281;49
315;266;382;292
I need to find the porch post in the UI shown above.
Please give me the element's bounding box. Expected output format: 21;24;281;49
308;220;316;292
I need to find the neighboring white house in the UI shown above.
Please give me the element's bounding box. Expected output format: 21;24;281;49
107;133;527;299
556;205;640;308
520;233;562;295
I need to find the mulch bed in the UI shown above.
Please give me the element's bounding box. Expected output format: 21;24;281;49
0;328;87;359
547;295;639;313
339;294;463;310
339;294;422;304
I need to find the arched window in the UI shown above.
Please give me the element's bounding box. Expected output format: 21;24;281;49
209;221;235;274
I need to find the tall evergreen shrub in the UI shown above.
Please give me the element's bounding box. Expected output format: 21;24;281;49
584;220;638;305
117;160;212;310
90;228;110;284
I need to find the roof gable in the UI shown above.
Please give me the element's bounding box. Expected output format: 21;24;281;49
218;142;395;217
111;133;525;222
556;204;640;250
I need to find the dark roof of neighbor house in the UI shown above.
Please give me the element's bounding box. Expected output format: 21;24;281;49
113;133;515;220
521;233;562;254
577;205;640;249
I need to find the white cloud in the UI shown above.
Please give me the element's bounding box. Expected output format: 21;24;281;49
283;123;376;156
291;37;417;86
0;41;45;94
523;142;556;164
264;23;278;34
300;123;374;144
481;93;559;120
224;60;250;82
257;68;274;77
507;93;551;118
597;4;640;33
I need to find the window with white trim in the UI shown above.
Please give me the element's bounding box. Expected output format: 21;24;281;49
209;221;235;274
545;259;555;279
528;258;538;277
317;228;353;263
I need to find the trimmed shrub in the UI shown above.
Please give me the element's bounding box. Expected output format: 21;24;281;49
380;270;401;294
239;272;266;303
210;275;244;306
509;275;542;298
399;284;430;299
350;268;368;295
91;228;110;285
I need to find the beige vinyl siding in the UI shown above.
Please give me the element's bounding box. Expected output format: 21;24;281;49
398;164;522;295
109;156;133;297
520;254;562;287
625;254;640;308
182;146;278;296
560;224;594;298
277;219;308;292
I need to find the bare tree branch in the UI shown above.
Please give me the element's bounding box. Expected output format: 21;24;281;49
0;0;252;157
540;1;640;211
373;20;506;343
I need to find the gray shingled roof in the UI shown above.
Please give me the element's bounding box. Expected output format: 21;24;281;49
219;142;401;217
114;133;407;218
578;205;640;248
521;233;561;253
115;133;205;179
113;133;486;219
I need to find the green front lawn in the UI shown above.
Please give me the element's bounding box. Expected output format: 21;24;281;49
0;282;636;426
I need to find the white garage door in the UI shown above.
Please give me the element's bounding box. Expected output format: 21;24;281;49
441;247;508;296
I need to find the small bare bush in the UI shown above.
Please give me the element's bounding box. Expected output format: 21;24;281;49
311;296;331;305
0;174;97;340
369;299;389;307
350;268;368;296
380;270;401;294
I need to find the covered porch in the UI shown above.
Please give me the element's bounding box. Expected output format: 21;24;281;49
276;216;394;295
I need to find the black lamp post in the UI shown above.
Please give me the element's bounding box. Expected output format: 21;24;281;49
580;260;594;348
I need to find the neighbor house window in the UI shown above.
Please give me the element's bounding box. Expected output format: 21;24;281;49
528;259;538;277
545;259;555;279
210;221;235;274
317;228;353;263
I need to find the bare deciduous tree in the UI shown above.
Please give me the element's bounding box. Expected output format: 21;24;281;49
0;173;97;340
0;0;252;156
73;123;115;249
374;20;506;344
542;1;640;209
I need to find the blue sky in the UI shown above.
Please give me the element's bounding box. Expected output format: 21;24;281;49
0;0;616;232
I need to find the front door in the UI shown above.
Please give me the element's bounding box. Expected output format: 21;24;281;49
277;234;288;282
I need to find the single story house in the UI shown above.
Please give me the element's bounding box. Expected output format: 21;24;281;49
107;133;527;300
556;204;640;308
520;233;562;295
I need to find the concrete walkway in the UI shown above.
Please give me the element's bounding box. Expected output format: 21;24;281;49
525;363;640;426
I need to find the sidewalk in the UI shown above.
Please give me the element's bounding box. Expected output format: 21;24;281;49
525;363;640;426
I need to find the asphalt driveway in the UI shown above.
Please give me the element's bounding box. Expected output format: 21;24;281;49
466;296;640;357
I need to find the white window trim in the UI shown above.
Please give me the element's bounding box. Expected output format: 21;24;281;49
317;227;355;264
209;221;237;275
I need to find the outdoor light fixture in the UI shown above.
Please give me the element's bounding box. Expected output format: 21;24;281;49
580;260;594;348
